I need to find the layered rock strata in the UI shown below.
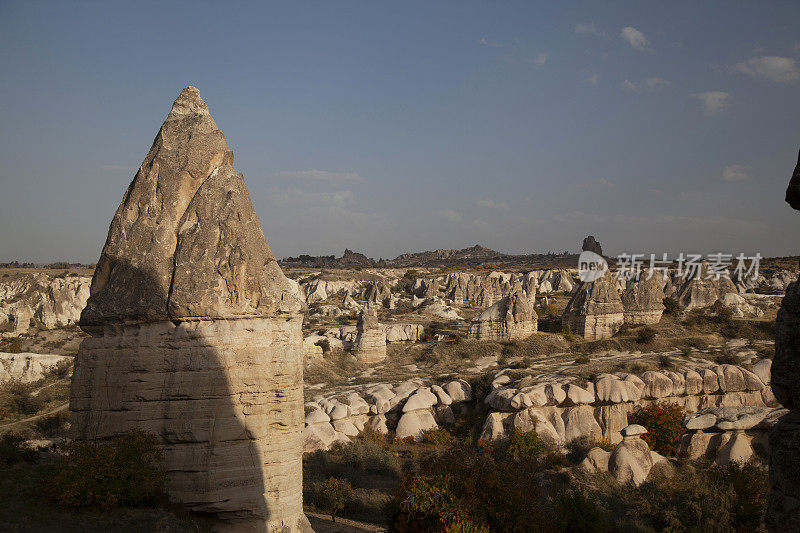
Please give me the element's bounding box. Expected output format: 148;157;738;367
69;87;309;531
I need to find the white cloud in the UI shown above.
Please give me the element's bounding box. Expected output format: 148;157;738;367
732;56;799;83
277;188;355;209
438;209;462;223
575;22;607;38
584;73;599;85
620;26;650;51
723;165;750;182
532;52;548;66
476;198;509;209
692;91;731;115
622;77;669;92
478;37;501;48
275;170;365;183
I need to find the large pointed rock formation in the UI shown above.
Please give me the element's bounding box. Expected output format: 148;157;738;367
70;87;310;531
767;148;800;532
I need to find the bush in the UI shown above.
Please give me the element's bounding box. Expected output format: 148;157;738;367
339;440;401;477
566;436;594;464
636;326;656;344
594;438;616;452
422;429;452;447
314;477;353;522
0;432;38;465
53;428;166;509
506;428;545;461
315;338;331;354
35;411;69;436
630;402;684;456
563;325;575;342
8;337;22;354
3;382;47;415
385;442;551;531
574;356;590;365
662;297;681;316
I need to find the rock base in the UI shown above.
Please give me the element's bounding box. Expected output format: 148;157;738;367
70;317;307;531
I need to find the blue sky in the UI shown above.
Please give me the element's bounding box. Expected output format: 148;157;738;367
1;1;799;262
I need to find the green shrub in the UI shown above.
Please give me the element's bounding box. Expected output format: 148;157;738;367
630;402;684;456
386;442;551;531
563;325;575;342
594;438;616;452
662;297;681;316
636;326;656;344
314;477;352;522
340;440;401;477
0;432;38;465
8;337;22;354
566;436;594;464
506;428;545;461
422;429;452;447
53;428;166;509
3;382;46;415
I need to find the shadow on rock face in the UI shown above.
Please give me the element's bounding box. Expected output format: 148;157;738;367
70;262;308;531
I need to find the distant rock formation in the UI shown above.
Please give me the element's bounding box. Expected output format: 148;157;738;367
0;273;90;336
280;248;375;268
582;235;603;256
674;262;738;310
69;87;310;531
622;271;666;324
768;148;800;531
352;307;387;362
562;273;624;340
468;291;537;341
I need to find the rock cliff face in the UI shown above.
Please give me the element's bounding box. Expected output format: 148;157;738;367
768;147;800;531
562;273;624;340
468;291;537;341
69;87;309;531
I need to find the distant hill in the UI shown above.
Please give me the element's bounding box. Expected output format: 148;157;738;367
279;245;577;269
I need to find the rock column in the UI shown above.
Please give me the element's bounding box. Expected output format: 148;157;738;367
69;87;310;531
767;148;800;531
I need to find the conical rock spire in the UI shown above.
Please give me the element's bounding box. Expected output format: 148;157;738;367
81;87;301;326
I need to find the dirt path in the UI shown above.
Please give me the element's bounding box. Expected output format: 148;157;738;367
0;401;68;431
306;512;384;532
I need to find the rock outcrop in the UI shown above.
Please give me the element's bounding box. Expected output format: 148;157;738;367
352;307;387;362
674;262;738;310
468;291;537;341
69;87;309;531
766;147;800;532
0;273;91;336
621;271;666;325
562;273;624;340
0;352;71;383
582;235;603;256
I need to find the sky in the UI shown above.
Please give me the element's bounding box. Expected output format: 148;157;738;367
1;1;799;263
